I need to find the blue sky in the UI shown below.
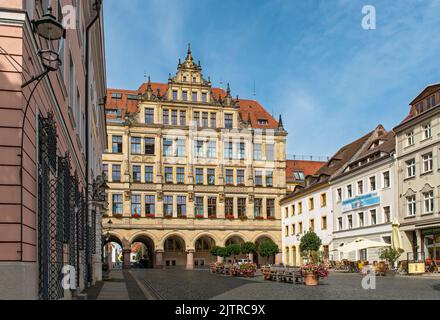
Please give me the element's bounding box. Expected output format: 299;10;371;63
104;0;440;158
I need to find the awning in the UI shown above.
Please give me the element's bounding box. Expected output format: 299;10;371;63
337;238;390;254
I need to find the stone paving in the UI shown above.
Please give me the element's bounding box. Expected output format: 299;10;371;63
96;271;130;300
131;269;440;300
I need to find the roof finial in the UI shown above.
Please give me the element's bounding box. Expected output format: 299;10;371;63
186;43;193;62
278;114;284;129
226;82;231;96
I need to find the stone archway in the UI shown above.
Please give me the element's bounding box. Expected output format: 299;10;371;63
163;235;186;268
194;235;216;268
103;233;124;270
130;234;155;269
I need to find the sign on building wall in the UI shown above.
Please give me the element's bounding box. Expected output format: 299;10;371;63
342;193;380;213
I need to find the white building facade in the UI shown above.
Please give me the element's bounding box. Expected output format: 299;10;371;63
331;133;396;262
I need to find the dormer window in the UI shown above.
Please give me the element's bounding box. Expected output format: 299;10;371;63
416;101;424;114
111;93;122;99
258;119;268;125
293;171;305;181
427;95;436;110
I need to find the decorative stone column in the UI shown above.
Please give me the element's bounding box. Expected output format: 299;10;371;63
249;253;254;263
186;250;195;270
217;256;224;263
155;250;164;269
122;249;131;269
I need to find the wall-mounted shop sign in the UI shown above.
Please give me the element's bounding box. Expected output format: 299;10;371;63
342;192;380;213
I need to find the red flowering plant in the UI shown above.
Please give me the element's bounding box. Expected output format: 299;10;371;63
132;213;141;219
196;214;205;219
145;214;155;219
239;263;257;277
225;214;235;220
255;216;264;221
300;263;329;278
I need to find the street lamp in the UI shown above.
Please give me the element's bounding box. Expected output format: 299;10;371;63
22;5;65;88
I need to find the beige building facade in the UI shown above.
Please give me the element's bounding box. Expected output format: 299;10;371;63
394;84;440;262
103;46;287;269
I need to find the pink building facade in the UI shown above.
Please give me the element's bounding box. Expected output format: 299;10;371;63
0;0;107;299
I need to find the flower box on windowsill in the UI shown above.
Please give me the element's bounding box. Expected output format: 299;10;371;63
177;215;187;219
225;215;235;220
208;215;217;220
145;214;155;219
255;216;264;221
132;214;141;219
267;216;276;221
196;215;205;219
114;214;123;219
239;216;248;221
164;215;173;219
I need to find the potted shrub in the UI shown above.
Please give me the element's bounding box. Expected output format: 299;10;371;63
300;231;325;286
379;247;404;276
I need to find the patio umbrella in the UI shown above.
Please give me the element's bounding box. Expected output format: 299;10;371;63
338;238;390;254
391;218;403;251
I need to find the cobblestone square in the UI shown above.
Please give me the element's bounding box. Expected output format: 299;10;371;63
130;269;440;300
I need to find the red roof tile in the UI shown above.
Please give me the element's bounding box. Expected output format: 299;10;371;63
106;83;280;129
286;160;326;183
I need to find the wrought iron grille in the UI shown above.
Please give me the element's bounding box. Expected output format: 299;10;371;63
38;113;64;300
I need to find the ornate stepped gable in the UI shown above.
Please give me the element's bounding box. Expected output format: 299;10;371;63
106;45;285;132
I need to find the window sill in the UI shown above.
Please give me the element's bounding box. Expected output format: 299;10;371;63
420;136;433;143
421;212;434;217
420;170;433;177
404;176;416;182
404;215;416;220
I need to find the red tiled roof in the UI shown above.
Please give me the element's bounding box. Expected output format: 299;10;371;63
106;83;279;129
286;160;326;183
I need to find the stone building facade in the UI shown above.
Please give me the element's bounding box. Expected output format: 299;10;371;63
103;46;287;269
0;1;107;299
394;84;440;262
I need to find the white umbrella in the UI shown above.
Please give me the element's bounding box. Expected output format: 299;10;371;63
338;237;390;254
391;218;403;251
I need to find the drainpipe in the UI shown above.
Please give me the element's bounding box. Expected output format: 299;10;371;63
84;0;102;283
